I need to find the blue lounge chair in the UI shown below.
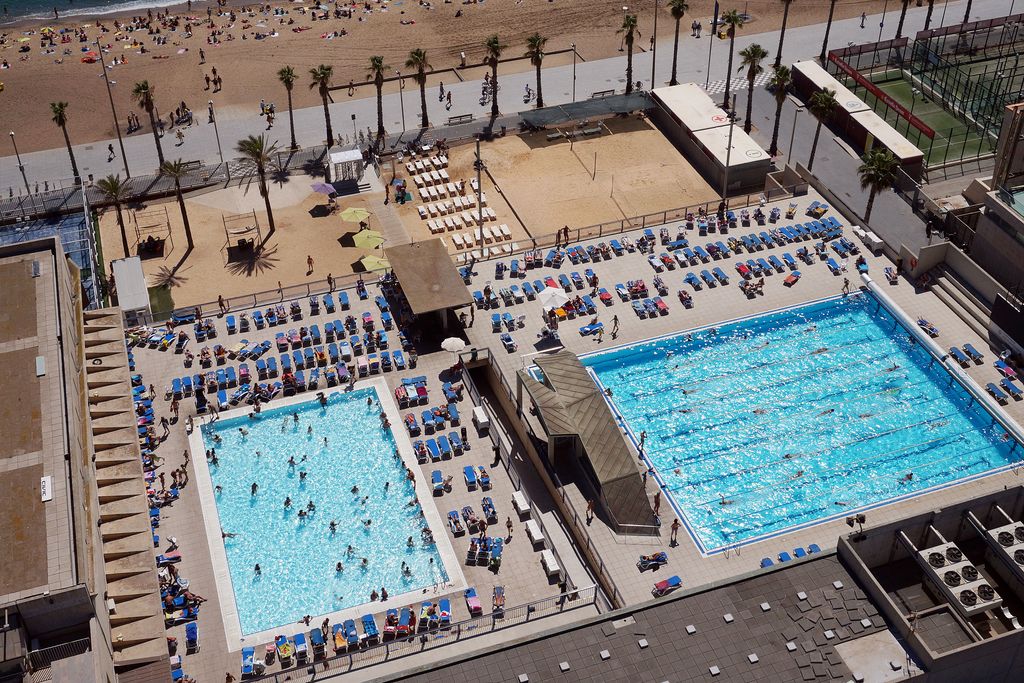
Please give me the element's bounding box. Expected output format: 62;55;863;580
449;432;465;454
712;267;729;285
756;258;772;274
760;557;774;568
987;383;1009;403
768;255;785;272
808;543;821;553
185;622;199;653
323;293;335;313
685;272;702;290
826;258;841;275
652;575;681;597
949;346;970;366
558;274;572;291
963;344;983;363
579;322;603;336
793;547;808;558
241;647;254;676
1002;378;1023;399
464;465;478;489
918;319;940;337
426;438;441;461
437;435;453;458
782;252;797;269
448;403;460;425
778;551;793;562
309;627;325;657
362;614;380;643
339;291;350;309
431;470;444;494
700;270;716;287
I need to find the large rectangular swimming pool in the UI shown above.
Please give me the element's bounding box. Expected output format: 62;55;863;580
200;388;448;636
584;293;1022;552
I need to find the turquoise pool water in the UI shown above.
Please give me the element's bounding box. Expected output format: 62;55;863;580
584;293;1022;551
201;389;447;635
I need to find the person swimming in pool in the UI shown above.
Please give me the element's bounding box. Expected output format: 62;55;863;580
330;521;337;533
284;496;292;508
299;471;307;481
818;408;835;416
336;562;344;572
753;408;769;415
812;347;829;355
288;456;296;466
792;470;804;479
293;412;299;422
718;494;733;506
883;363;901;372
251;482;258;495
346;545;355;556
307;425;313;435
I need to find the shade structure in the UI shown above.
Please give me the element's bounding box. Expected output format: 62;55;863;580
340;207;372;223
441;337;467;354
310;182;335;195
537;286;569;310
359;254;391;272
352;230;385;250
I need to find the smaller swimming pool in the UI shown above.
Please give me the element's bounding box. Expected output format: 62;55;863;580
200;388;449;636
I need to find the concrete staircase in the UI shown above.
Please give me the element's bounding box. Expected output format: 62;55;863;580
929;265;993;341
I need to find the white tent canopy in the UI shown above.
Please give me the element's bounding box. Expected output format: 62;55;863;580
326;149;364;183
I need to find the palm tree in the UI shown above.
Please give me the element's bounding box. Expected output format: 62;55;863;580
96;174;130;257
819;0;837;61
160;159;195;252
807;87;837;171
963;0;973;24
774;0;793;68
738;44;768;133
525;33;547;108
618;14;640;95
668;0;689;86
721;9;745;109
924;0;935;31
484;35;505;118
857;148;899;222
895;0;910;39
49;102;81;184
406;49;432;128
308;65;334;147
131;80;165;167
278;66;298;150
236;135;280;241
369;55;389;142
767;65;792;156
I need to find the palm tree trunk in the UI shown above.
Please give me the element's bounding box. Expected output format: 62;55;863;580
670;18;681;85
896;0;909;39
376;82;386;140
962;0;973;24
924;0;934;30
808;121;823;171
174;183;194;250
147;107;165;166
626;42;634;94
286;89;297;150
115;203;129;257
864;189;877;222
321;94;334;147
535;62;544;108
60;125;81;184
769;96;784;156
490;63;500;118
419;77;429;128
819;0;837;62
259;169;276;236
744;76;755;133
775;2;790;68
723;34;736;108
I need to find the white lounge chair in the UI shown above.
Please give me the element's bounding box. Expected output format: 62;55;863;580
541;549;560;577
525;519;545;546
499;224;511;240
428;204;439;218
413;175;426;188
431;170;442;184
443;217;455;231
439;169;450;181
418;188;429;201
417;206;428;219
447;182;458;196
406;162;416;174
482;226;493;243
452;233;465;249
427;186;439;201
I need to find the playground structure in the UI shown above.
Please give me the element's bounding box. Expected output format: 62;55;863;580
826;13;1024;175
132;206;173;258
222;209;262;261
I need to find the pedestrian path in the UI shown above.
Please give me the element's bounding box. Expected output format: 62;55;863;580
704;71;772;97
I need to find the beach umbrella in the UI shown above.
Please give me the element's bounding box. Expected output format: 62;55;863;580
352;230;385;250
441;337;467;365
359;254;390;272
310;182;335;195
537;286;569;310
340;206;371;223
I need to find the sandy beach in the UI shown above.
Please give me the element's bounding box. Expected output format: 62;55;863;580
1;0;891;156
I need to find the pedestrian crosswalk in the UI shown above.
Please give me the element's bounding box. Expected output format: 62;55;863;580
704;71;772;97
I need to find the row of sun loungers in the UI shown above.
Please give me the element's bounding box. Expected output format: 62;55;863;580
405;155;448;175
761;544;822;567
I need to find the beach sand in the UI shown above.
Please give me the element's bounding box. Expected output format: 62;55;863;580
2;0;890;156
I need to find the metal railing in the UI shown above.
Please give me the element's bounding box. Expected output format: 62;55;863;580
460;347;626;609
246;585;596;682
27;638;91;671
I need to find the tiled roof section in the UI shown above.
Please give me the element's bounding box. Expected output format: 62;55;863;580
83;309;167;668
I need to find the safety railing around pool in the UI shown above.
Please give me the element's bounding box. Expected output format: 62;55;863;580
245;584;597;682
459;347;627;610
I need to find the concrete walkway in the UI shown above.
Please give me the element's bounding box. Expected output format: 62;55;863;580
1;0;1012;193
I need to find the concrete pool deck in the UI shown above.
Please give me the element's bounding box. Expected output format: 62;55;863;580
187;378;467;650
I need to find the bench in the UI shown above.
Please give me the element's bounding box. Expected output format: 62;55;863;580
582;126;602;136
512;490;530;518
447;114;474;125
541;549;561;577
590;89;615;98
525;519;545;546
546;130;564;141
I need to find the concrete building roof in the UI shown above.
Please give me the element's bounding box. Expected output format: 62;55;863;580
384;239;473;315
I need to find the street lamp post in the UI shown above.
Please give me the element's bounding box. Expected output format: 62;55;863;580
95;38;130;178
10;131;31;196
208;100;224;167
396;71;407;134
939;0;949;27
721;94;738;207
877;0;889;43
620;6;629;51
787;94;804;161
571;43;577;102
651;0;659;89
